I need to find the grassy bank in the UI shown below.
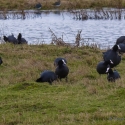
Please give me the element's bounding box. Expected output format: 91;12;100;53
0;43;125;125
0;0;125;10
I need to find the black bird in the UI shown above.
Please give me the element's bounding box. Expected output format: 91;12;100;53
17;33;28;44
52;0;61;7
116;36;125;44
103;44;121;67
54;57;67;67
106;68;120;82
36;70;57;85
96;60;113;74
3;34;18;44
35;2;42;10
0;57;3;65
116;43;125;53
55;59;69;81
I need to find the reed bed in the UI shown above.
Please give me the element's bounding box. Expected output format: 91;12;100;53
0;8;125;20
70;8;125;20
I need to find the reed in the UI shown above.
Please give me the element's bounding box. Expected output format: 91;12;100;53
0;0;125;21
0;8;124;20
70;8;124;20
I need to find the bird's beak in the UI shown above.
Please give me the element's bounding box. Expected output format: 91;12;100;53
117;45;121;50
106;67;110;73
62;59;66;64
110;60;114;64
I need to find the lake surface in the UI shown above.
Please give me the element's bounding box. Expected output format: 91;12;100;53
0;9;125;49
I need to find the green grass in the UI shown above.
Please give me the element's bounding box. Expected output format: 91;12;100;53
0;43;125;125
0;0;125;10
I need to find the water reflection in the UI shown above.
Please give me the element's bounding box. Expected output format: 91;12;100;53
0;9;125;49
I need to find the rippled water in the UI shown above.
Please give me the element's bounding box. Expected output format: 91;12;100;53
0;10;125;49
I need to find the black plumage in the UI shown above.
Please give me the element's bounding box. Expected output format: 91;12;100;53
36;70;57;85
3;34;18;44
116;43;125;53
35;2;42;10
0;57;3;65
106;68;120;82
54;57;67;67
52;0;61;7
17;33;28;44
96;60;113;74
55;59;69;81
116;36;125;44
103;44;121;67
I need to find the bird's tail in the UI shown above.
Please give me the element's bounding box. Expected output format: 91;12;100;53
36;78;42;82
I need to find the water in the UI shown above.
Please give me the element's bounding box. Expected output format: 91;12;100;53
0;10;125;49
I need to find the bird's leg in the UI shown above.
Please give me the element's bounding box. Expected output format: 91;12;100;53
65;76;68;82
49;82;52;85
60;78;62;81
49;79;52;85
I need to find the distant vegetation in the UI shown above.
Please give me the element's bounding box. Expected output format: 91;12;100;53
0;0;125;10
